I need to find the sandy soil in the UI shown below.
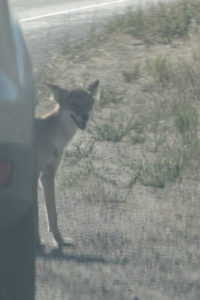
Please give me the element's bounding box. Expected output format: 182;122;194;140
35;32;200;300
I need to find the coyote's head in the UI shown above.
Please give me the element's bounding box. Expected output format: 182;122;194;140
46;80;100;130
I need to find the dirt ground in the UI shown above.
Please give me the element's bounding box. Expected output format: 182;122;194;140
35;32;200;300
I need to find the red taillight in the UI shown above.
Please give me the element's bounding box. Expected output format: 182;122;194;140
0;161;12;186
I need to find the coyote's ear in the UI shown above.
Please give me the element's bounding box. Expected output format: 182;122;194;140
45;82;67;104
88;80;100;101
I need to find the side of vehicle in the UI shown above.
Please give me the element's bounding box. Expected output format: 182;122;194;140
0;1;35;299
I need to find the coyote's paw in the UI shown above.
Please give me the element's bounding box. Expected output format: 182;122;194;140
58;237;76;249
52;230;76;249
35;242;46;255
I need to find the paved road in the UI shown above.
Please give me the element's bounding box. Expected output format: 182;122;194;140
9;0;170;72
9;0;136;72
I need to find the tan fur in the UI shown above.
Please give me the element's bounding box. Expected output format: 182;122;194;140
34;80;99;248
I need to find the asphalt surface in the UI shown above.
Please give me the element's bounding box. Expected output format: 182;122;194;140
9;0;171;72
9;0;134;72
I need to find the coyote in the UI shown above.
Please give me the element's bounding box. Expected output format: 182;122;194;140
34;80;100;249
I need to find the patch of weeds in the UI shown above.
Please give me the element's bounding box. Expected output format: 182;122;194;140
176;214;183;221
70;143;94;162
144;163;180;188
145;56;172;83
99;90;123;107
136;103;200;187
84;182;130;203
106;0;200;43
64;142;95;166
173;102;198;143
131;134;146;145
141;153;185;188
152;135;167;153
106;7;148;36
66;160;94;188
130;144;192;188
95;123;124;142
132;121;144;135
122;63;141;83
66;174;80;188
99;97;111;107
95;120;135;142
175;60;200;101
128;171;142;188
82;160;94;176
106;14;126;34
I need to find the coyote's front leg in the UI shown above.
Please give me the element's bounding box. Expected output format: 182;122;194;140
40;164;74;248
34;172;43;248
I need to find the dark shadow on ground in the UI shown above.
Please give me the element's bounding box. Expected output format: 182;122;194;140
36;247;129;265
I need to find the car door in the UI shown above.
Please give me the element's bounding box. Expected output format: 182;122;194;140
0;1;35;299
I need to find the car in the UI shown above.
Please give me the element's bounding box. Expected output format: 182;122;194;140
0;1;35;299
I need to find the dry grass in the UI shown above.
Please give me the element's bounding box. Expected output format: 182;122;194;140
35;1;200;298
36;32;200;188
106;0;200;44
